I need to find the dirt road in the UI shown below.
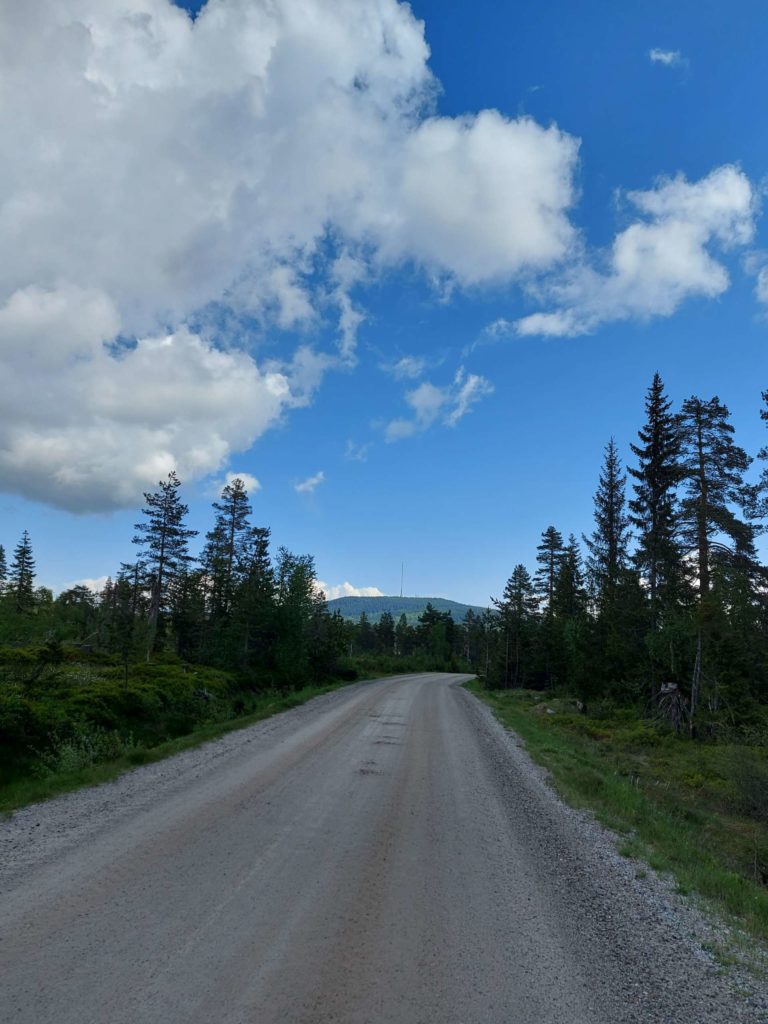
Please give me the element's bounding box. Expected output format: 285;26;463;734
0;673;763;1022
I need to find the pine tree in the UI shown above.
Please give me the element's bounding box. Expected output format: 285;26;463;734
677;397;754;732
584;439;630;606
9;530;36;612
753;390;768;522
678;396;753;600
202;477;254;622
629;374;683;616
133;471;198;646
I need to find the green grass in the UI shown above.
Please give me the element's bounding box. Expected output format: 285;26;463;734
467;682;768;945
0;679;355;815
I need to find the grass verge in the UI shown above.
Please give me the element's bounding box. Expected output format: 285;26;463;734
0;679;356;816
467;681;768;946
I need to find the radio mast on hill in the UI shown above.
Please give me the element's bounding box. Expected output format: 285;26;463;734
400;562;404;599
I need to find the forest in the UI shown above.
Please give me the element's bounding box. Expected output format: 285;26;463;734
1;372;768;800
481;373;768;741
0;472;469;794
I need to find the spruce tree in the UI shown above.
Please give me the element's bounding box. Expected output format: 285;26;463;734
552;534;592;697
584;439;630;606
493;564;538;687
356;611;377;653
395;613;413;656
376;611;396;655
629;373;683;616
9;530;36;612
133;471;198;644
553;535;587;620
534;527;564;614
231;525;275;666
273;548;317;685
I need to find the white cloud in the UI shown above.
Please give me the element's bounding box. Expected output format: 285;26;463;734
0;0;581;511
62;576;110;595
0;292;293;511
757;267;768;306
209;471;262;496
516;165;756;337
462;317;515;355
648;48;685;67
385;367;493;441
445;368;495;427
345;440;372;462
382;355;428;380
316;580;385;600
485;318;515;338
295;470;325;494
372;111;579;284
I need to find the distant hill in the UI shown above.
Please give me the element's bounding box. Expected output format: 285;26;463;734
325;595;490;624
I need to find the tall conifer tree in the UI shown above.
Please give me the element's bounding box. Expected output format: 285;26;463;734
133;471;198;643
678;396;752;599
493;564;539;687
202;477;254;621
629;373;683;617
584;439;630;606
9;530;35;612
553;535;587;619
534;527;564;615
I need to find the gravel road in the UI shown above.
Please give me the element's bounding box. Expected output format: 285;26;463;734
1;672;765;1023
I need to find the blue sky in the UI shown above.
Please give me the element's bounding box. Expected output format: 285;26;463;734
1;0;766;605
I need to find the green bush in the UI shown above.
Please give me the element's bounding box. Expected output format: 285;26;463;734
34;725;140;776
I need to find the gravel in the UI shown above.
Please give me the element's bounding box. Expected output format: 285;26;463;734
1;672;766;1023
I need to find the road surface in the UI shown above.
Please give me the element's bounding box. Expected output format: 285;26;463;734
0;673;763;1023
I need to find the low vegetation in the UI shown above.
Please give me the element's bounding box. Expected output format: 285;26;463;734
470;683;768;943
0;459;475;812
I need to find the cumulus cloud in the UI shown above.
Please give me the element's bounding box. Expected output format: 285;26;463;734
648;48;685;67
371;111;579;284
516;165;756;337
316;580;385;600
209;471;262;496
295;470;325;494
0;290;293;511
0;0;581;511
385;367;493;441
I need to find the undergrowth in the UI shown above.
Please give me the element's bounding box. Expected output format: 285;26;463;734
468;682;768;945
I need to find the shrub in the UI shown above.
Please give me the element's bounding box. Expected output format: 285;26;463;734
34;724;139;776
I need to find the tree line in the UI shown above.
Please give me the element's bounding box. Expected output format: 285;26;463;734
3;371;767;729
480;374;768;737
0;475;469;688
